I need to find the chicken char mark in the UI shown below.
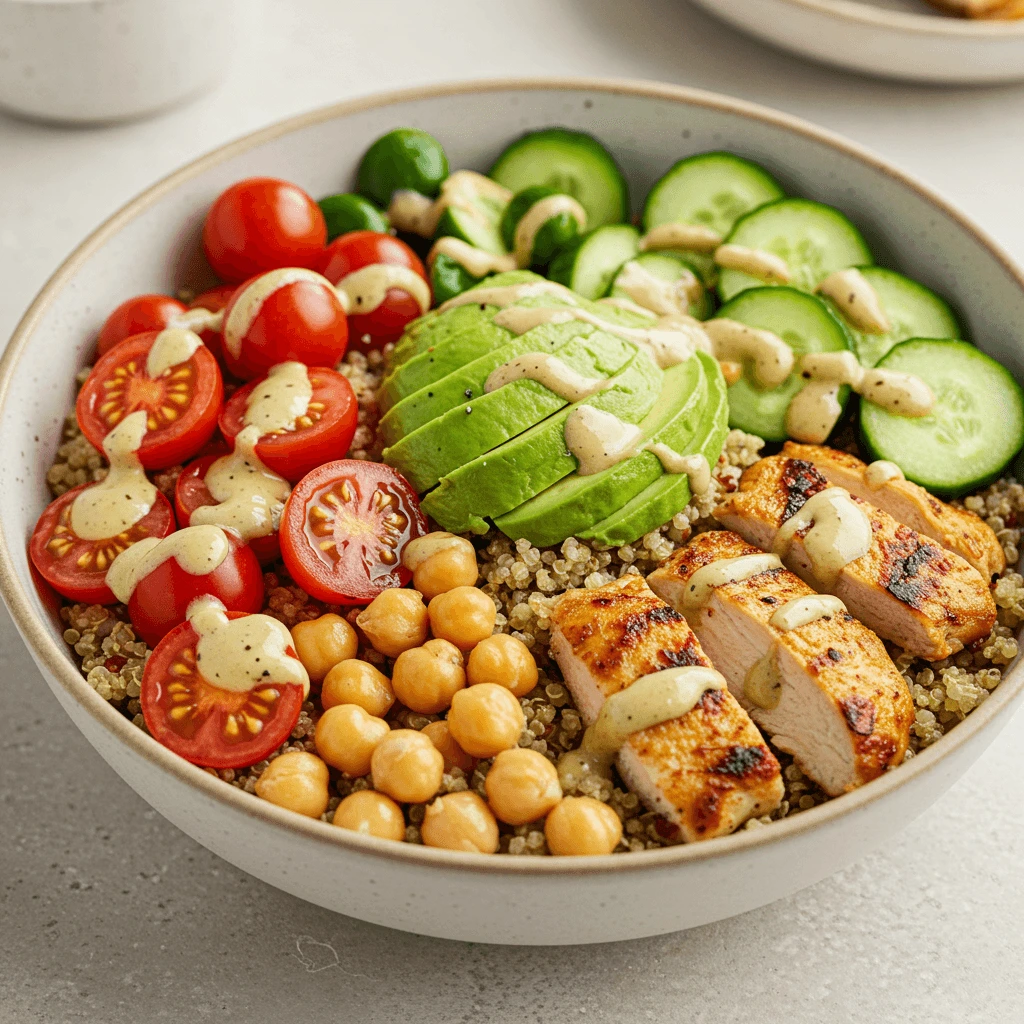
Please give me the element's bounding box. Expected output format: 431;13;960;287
780;458;830;522
878;526;946;611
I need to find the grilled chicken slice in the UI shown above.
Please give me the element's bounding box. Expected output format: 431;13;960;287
648;531;914;796
782;442;1005;581
550;574;784;841
715;454;996;661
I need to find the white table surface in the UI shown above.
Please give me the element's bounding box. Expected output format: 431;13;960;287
2;1;1023;1020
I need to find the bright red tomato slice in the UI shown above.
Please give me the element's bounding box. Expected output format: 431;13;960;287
97;294;187;357
125;528;264;646
202;177;327;283
218;366;358;483
189;284;236;364
280;460;427;604
321;231;430;350
175;455;281;565
77;331;224;470
29;483;175;604
220;271;348;380
141;611;305;769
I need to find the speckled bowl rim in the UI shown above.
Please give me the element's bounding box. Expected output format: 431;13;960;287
1;77;1022;877
768;0;1024;35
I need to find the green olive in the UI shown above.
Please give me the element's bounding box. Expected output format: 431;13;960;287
318;193;389;241
357;128;449;207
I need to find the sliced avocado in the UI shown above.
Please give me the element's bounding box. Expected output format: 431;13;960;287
378;319;598;448
422;350;663;535
495;353;709;547
384;329;636;493
581;358;729;546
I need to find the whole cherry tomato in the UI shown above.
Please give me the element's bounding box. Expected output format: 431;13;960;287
220;269;349;380
202;177;327;283
321;231;430;349
97;294;187;357
188;284;236;364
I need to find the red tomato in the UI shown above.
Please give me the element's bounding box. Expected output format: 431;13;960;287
77;331;224;470
219;367;358;483
220;271;349;380
141;611;305;769
281;460;426;605
175;455;281;565
189;284;236;363
126;528;264;646
97;294;187;357
29;483;175;604
321;231;430;350
202;177;327;283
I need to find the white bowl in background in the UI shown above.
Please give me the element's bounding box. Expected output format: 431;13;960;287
690;0;1024;84
0;0;237;124
2;79;1023;945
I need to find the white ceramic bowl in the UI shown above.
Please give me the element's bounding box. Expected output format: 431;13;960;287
690;0;1024;84
2;79;1023;945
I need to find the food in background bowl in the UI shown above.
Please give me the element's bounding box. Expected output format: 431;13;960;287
924;0;1024;18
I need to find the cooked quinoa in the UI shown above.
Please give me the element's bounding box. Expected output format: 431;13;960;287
48;351;1023;853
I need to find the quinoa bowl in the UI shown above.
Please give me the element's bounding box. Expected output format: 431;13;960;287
3;79;1024;945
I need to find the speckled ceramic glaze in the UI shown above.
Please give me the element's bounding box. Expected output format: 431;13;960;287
1;80;1022;945
691;0;1024;84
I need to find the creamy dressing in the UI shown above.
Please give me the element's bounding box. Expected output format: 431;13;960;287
865;459;905;488
744;649;782;711
596;295;657;318
335;263;432;317
69;410;157;541
703;319;794;388
612;260;702;317
242;361;312;436
170;306;225;335
222;267;331;359
105;525;232;604
514;194;586;268
773;487;872;589
816;269;891;334
645;447;711;495
784;382;844;444
484;353;607;402
387;171;513;238
145;327;203;378
769;594;847;631
438;280;578;313
565;406;643;476
638;222;723;255
714;244;791;284
680;553;783;620
188;596;309;697
427;237;517;277
387;190;438;236
401;532;469;572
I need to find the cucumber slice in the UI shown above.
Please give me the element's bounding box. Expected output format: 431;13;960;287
609;252;712;320
549;224;639;300
716;287;854;442
860;339;1024;497
643;151;784;239
718;198;873;303
430;252;481;306
489;128;628;228
824;266;962;368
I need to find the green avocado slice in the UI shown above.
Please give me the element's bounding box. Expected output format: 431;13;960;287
494;353;710;547
422;350;663;535
383;329;637;493
581;358;730;546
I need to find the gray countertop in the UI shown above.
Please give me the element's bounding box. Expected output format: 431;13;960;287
2;2;1023;1020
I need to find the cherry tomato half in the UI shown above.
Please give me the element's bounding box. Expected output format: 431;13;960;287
189;284;236;364
281;460;426;605
220;271;349;381
175;455;281;565
29;483;176;604
202;177;327;283
97;294;187;357
141;611;305;769
219;366;358;483
77;331;224;470
126;528;264;646
321;231;429;350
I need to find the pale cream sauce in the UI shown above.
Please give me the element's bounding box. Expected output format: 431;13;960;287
145;327;203;378
105;525;232;604
769;594;847;631
612;260;702;317
335;263;432;317
785;382;844;444
428;237;517;277
865;459;905;488
714;244;791;284
69;410;157;541
402;532;471;572
596;295;657;318
703;318;794;389
170;306;225;335
645;447;711;495
565;406;643;476
387;171;513;238
438;280;578;313
638;222;723;255
513;194;587;268
680;553;783;620
744;648;782;711
242;361;312;436
485;353;607;402
816;269;891;335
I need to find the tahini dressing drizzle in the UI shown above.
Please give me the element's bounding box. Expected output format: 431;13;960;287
816;269;891;334
513;195;587;268
864;460;905;488
679;554;783;621
769;594;847;631
484;354;607;402
703;319;794;388
428;237;517;277
638;222;723;255
612;259;702;317
713;244;792;284
387;171;513;238
335;264;431;317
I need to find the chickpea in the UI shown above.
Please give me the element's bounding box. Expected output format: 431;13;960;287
332;790;406;842
421;719;476;772
485;748;562;825
427;586;496;651
391;638;465;714
314;704;390;776
447;683;524;759
356;588;428;657
254;751;330;818
544;797;623;856
371;729;444;804
322;659;395;717
420;792;498;854
290;613;358;684
403;532;479;600
467;633;539;697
